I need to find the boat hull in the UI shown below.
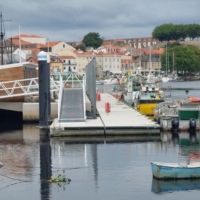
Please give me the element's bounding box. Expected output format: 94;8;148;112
139;103;157;115
151;162;200;179
178;110;198;120
96;81;104;85
139;100;165;115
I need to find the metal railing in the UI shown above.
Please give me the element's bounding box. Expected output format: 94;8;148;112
0;73;86;99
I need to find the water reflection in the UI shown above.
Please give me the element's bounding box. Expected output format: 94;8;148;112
90;144;98;187
160;132;180;145
2;124;200;199
40;131;52;200
152;178;200;194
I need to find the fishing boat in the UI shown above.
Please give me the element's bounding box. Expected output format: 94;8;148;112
153;96;200;130
134;83;164;115
123;81;141;106
151;162;200;179
153;98;178;124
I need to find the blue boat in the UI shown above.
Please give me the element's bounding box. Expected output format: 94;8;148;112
151;162;200;179
152;178;200;193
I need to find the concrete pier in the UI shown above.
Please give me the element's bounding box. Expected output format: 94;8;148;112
49;93;160;136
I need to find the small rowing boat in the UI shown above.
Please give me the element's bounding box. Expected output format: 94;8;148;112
151;162;200;179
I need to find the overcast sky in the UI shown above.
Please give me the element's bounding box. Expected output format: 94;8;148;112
1;0;199;42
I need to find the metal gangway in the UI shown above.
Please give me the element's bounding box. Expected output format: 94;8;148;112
57;74;86;123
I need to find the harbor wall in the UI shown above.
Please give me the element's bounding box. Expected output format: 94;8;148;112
0;96;91;121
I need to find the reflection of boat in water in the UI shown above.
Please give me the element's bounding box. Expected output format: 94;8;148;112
152;178;200;193
151;162;200;179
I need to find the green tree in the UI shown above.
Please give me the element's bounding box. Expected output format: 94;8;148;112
82;32;103;49
185;24;200;40
152;23;200;41
75;44;86;51
152;23;175;41
161;45;200;74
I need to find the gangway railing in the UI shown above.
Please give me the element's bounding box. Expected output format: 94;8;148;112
57;72;86;123
0;77;59;99
0;73;86;100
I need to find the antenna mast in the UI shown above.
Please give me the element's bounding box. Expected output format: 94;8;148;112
0;11;5;65
0;7;12;65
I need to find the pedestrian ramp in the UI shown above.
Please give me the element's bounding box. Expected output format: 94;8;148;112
58;88;86;123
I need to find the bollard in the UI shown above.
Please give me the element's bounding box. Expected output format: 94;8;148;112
105;102;110;113
38;51;49;127
96;93;101;101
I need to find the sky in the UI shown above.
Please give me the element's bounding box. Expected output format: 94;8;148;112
1;0;200;43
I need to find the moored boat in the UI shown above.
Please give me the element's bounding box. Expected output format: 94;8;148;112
151;162;200;179
153;98;178;124
154;96;200;130
135;83;164;115
96;80;104;85
104;78;118;85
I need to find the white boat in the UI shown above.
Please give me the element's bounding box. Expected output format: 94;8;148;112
104;78;118;85
96;80;104;85
162;76;170;82
151;162;200;179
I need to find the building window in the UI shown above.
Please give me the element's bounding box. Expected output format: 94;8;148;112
63;44;65;48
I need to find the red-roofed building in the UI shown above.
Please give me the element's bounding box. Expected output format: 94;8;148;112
39;41;75;56
12;34;46;44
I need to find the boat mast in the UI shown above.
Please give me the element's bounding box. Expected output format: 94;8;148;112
0;11;4;65
0;8;11;65
166;41;168;75
173;51;174;73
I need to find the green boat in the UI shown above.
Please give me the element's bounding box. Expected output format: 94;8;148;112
178;99;200;120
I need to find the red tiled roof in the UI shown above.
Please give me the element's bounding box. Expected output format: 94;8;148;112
12;39;33;45
12;34;43;38
40;41;61;48
59;55;76;59
26;56;38;63
140;48;164;55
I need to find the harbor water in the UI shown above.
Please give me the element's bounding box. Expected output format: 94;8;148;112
1;81;200;200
